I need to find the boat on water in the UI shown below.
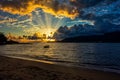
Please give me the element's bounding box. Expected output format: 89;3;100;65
44;45;50;48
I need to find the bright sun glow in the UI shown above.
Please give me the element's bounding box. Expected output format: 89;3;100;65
43;28;55;37
41;28;56;42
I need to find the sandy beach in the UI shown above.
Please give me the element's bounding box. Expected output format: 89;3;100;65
0;55;120;80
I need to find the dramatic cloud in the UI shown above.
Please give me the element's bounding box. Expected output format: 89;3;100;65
0;15;17;24
0;0;79;19
53;23;97;40
0;19;17;24
67;20;95;26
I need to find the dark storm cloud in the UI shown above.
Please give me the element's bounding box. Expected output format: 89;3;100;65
0;0;79;19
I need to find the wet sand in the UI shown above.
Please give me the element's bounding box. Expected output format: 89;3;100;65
0;55;120;80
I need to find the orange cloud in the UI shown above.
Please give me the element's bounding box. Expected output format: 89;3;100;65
0;0;79;19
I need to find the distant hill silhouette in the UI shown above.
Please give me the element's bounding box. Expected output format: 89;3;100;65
0;32;7;44
61;31;120;42
0;32;19;45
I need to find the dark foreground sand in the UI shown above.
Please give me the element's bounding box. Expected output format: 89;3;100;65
0;55;120;80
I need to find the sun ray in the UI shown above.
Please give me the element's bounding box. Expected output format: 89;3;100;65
54;18;63;28
34;10;46;28
48;14;52;29
45;13;49;29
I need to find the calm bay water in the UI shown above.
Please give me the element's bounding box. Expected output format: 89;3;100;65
0;43;120;73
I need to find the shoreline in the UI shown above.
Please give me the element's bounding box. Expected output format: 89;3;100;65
5;55;120;74
0;55;120;80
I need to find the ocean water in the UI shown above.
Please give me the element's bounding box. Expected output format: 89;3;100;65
0;43;120;73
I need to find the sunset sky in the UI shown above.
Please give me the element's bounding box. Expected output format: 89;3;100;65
0;0;95;36
0;0;120;37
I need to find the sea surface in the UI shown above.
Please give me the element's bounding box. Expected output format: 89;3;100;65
0;43;120;73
